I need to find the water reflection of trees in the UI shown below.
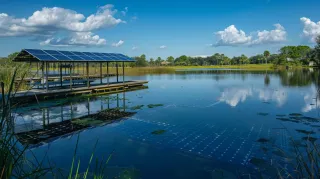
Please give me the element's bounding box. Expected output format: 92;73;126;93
278;69;316;87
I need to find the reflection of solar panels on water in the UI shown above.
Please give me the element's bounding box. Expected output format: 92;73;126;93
116;117;294;167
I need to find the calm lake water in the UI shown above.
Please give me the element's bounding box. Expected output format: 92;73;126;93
13;69;320;178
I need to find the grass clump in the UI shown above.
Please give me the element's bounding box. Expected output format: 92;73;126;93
130;105;144;110
151;130;166;135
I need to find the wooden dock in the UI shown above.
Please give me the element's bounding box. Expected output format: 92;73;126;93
15;74;116;83
11;80;148;103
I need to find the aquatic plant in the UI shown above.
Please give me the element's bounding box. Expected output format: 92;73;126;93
151;130;166;135
257;112;269;116
147;104;164;108
256;138;270;143
130;105;144;110
295;129;315;135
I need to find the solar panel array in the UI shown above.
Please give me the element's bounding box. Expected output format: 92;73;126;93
22;49;134;62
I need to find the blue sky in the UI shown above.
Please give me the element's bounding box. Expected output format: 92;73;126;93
0;0;319;59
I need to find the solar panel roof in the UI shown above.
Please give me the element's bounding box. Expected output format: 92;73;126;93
13;49;135;62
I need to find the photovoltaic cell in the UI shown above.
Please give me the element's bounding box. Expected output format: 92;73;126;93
21;49;135;62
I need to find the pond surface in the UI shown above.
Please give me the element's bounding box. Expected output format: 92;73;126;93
13;69;320;178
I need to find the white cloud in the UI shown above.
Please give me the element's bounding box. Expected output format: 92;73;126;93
112;40;124;47
132;46;138;50
214;25;252;46
251;24;287;45
214;24;287;47
40;32;106;46
0;5;124;37
131;16;138;21
258;88;287;107
300;17;320;42
159;45;167;49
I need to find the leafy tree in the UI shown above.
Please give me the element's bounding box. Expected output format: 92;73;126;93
149;58;155;66
155;57;162;66
240;54;249;64
167;56;174;66
309;36;320;66
263;50;270;64
135;54;148;67
8;52;19;61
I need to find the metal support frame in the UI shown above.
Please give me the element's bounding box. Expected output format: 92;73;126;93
107;62;109;85
60;62;63;87
100;62;102;84
86;62;89;88
70;62;73;90
122;62;125;84
116;62;119;83
45;62;49;92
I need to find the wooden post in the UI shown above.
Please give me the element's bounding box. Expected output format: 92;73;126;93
86;62;89;88
116;62;119;83
45;62;49;92
123;92;125;112
107;62;109;85
100;62;102;84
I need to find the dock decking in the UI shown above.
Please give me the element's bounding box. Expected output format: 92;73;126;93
11;80;148;103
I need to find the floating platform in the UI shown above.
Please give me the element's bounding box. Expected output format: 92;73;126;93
15;74;116;83
10;80;148;103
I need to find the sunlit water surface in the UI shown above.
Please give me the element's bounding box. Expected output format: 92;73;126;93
13;69;320;178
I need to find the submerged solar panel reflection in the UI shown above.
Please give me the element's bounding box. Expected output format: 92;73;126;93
14;49;135;62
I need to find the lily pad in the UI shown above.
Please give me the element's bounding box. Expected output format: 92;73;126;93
289;140;307;148
302;136;317;143
151;129;166;135
257;138;270;143
130;105;144;110
272;149;287;158
257;112;269;116
295;129;315;135
289;113;303;117
147;104;164;108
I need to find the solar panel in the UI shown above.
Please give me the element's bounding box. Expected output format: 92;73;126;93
17;49;135;62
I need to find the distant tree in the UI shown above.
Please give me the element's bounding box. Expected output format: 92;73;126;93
8;52;19;61
240;54;249;64
135;54;148;67
175;55;189;66
167;56;174;65
309;35;320;66
263;50;270;64
149;58;155;66
155;57;162;66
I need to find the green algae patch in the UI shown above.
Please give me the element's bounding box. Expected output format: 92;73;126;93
147;104;164;108
72;118;104;127
257;138;270;143
289;113;303;117
151;129;166;135
249;157;269;168
295;129;315;135
257;112;269;116
130;105;144;110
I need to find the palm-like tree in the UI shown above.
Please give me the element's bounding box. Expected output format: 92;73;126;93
263;50;270;64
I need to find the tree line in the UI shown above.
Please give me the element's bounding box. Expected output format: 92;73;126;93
133;35;320;67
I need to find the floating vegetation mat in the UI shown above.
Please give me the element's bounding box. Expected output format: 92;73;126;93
130;105;144;110
15;108;136;146
147;104;164;108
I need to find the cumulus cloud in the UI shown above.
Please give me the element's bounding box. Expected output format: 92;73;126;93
300;17;320;42
0;4;124;46
40;32;106;46
0;5;123;37
214;25;252;46
214;24;287;47
159;45;167;49
112;40;124;47
132;46;138;50
251;24;287;45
